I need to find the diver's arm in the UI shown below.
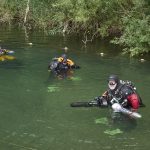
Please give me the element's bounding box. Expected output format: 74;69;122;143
94;91;109;107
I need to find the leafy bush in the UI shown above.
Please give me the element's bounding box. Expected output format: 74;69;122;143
0;0;149;56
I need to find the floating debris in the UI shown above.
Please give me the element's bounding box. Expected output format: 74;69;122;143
63;47;68;50
47;85;60;92
95;117;109;125
27;42;33;45
96;52;105;56
139;58;146;62
99;52;105;56
62;47;68;52
104;128;123;135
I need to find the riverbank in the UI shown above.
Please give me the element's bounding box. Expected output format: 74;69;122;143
0;0;150;56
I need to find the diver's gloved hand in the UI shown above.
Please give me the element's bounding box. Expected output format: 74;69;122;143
94;96;101;101
94;96;108;107
71;65;80;69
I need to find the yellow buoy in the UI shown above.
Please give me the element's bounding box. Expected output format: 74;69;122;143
0;55;16;61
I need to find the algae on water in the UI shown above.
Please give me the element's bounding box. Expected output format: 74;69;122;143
95;117;109;125
47;85;60;92
70;77;82;81
104;129;123;135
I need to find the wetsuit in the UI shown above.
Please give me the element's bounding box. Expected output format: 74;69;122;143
103;82;140;110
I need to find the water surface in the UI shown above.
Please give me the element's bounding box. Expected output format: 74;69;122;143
0;27;150;150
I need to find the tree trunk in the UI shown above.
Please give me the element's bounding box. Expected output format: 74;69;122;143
24;0;30;25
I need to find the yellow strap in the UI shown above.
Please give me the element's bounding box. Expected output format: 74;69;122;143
56;57;74;66
57;57;63;62
67;59;74;66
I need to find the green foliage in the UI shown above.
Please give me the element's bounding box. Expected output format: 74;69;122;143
5;0;26;17
0;6;12;23
0;0;149;56
111;0;150;56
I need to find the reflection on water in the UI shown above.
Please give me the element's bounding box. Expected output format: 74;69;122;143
0;27;150;150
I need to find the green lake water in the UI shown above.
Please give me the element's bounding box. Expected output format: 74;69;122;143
0;27;150;150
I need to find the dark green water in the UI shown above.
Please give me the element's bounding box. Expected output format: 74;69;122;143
0;27;150;150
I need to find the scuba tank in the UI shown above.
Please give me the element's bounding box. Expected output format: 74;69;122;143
119;80;145;107
112;102;142;119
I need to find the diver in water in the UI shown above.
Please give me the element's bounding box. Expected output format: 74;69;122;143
0;47;15;61
0;47;14;55
48;54;80;74
0;47;7;55
70;74;144;119
95;74;144;112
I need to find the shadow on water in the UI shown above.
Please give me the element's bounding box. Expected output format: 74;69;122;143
109;113;137;132
45;69;76;85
